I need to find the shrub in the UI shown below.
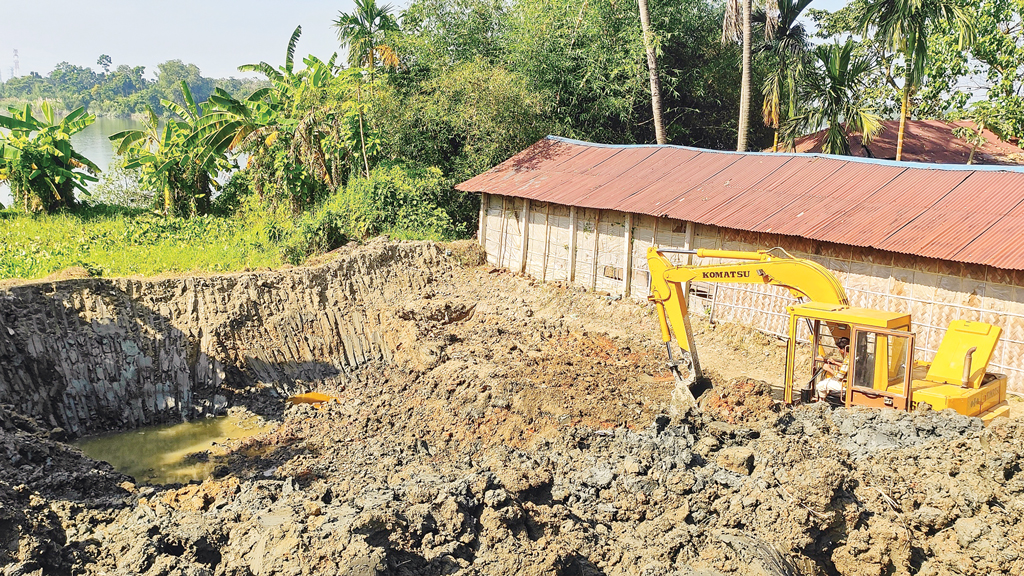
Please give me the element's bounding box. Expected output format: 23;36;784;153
333;162;461;240
211;170;251;217
270;162;465;264
85;156;154;209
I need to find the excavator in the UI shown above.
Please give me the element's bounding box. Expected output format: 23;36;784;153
647;247;1011;423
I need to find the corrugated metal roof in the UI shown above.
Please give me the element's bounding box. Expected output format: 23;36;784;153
816;168;970;248
754;163;904;237
791;119;1024;165
613;151;740;215
699;156;846;230
456;136;1024;271
662;155;792;222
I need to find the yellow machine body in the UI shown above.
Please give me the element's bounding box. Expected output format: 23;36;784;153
647;247;1010;423
782;303;1008;421
906;319;1009;423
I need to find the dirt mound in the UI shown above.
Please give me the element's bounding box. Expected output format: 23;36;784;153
444;240;487;267
0;405;132;571
42;266;93;281
0;245;1021;576
701;378;778;424
20;402;1019;575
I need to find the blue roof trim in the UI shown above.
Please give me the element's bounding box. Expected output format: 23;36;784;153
544;135;1024;174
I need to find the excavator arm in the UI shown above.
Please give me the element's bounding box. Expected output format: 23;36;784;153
647;247;850;406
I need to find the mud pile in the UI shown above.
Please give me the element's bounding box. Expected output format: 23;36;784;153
0;242;1021;576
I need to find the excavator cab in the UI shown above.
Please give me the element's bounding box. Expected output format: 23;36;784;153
784;302;916;410
784;302;1010;422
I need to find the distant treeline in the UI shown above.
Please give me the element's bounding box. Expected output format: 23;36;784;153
0;57;269;117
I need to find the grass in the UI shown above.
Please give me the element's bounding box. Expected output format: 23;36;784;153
0;206;282;281
0;163;476;281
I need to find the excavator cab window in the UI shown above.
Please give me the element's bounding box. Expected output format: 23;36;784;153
807;321;850;404
792;317;916;410
846;326;915;410
852;331;876;390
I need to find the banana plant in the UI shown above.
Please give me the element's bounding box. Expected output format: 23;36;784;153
192;29;362;211
0;102;100;212
110;82;231;217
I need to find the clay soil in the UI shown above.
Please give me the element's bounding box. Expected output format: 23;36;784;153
1;241;1022;576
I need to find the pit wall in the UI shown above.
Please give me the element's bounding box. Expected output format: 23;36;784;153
0;243;448;436
479;193;1024;394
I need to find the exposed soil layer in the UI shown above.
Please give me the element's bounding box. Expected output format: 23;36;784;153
1;241;1022;576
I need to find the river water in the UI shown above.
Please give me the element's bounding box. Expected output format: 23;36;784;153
0;116;145;208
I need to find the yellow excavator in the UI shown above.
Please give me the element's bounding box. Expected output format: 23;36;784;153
647;247;1010;423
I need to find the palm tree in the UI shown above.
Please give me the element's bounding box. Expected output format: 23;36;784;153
723;0;754;151
638;0;667;144
786;40;882;156
754;0;812;152
333;0;401;75
860;0;975;161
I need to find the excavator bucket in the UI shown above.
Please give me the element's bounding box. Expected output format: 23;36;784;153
665;344;713;411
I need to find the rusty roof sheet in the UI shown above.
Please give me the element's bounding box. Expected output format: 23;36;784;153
955;216;1024;269
790;119;1024;165
661;154;793;222
456;136;1024;270
816;168;971;247
613;151;741;215
875;171;1024;260
699;156;847;229
947;173;1024;266
754;162;905;237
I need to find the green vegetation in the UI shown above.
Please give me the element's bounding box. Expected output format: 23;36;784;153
860;0;976;161
787;40;881;155
2;0;1022;283
87;156;151;208
0;58;267;118
0;161;462;280
811;0;1023;145
111;83;232;217
0;103;99;212
756;0;812;152
0;207;279;279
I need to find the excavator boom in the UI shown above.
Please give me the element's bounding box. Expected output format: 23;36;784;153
647;247;850;405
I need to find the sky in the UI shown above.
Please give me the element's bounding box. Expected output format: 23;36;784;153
0;0;365;80
0;0;850;82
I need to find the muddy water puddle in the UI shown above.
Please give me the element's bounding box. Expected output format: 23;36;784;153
77;414;271;484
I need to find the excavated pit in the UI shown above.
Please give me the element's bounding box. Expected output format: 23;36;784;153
0;240;1021;576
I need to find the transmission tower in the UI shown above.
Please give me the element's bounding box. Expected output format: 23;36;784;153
13;50;19;77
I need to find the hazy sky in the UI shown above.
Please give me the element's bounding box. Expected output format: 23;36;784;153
0;0;849;81
0;0;364;80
